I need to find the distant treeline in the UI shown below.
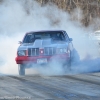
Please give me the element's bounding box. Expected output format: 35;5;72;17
37;0;100;28
0;0;100;29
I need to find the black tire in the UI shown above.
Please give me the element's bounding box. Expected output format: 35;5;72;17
70;48;80;64
18;64;25;75
64;48;80;72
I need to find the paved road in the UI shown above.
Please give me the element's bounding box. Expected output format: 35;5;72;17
0;73;100;100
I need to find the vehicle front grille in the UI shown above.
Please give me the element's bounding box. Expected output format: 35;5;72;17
28;47;56;56
28;48;39;56
44;47;56;55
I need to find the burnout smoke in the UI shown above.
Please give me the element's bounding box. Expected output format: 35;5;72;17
0;0;100;75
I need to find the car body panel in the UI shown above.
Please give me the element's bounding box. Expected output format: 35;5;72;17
15;30;73;65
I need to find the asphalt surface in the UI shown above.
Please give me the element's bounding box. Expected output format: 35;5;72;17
0;73;100;100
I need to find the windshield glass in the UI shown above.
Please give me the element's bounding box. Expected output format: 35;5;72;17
23;31;66;43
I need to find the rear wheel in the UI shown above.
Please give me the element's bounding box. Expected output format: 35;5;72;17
18;64;25;75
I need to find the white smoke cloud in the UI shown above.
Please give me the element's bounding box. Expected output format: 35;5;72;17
0;0;100;75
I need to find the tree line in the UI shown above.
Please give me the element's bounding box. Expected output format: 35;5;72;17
37;0;100;29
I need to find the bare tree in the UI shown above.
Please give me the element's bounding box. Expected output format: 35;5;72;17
36;0;100;27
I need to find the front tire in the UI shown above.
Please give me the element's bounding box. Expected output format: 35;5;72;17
18;64;25;75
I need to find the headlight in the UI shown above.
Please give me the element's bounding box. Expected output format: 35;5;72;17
17;50;27;56
57;48;68;54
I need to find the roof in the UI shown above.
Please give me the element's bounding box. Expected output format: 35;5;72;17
26;30;65;34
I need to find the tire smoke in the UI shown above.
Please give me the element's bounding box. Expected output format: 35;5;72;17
0;0;100;75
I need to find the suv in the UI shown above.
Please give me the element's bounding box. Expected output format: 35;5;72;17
15;30;74;75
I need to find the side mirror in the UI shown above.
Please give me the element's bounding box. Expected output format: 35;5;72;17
18;41;22;44
69;38;73;41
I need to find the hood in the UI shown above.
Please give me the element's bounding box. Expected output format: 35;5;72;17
18;39;68;50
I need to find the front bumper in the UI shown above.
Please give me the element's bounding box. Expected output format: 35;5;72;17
15;54;70;64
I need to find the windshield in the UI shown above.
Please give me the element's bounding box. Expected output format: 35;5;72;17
23;31;66;43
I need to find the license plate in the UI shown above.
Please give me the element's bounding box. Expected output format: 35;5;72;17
37;58;47;64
